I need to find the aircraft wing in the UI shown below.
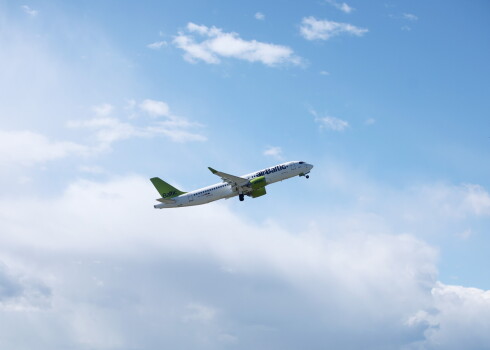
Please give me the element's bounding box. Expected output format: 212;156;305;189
208;167;249;187
156;198;176;204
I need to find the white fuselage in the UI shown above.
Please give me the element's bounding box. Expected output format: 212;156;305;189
154;161;313;209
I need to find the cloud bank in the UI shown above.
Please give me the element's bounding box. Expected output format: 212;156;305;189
0;129;89;167
0;176;489;349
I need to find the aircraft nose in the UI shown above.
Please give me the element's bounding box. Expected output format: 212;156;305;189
308;163;314;170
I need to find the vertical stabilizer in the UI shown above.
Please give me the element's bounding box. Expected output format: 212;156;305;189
150;177;186;198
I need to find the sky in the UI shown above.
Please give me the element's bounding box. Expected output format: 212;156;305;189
1;0;490;349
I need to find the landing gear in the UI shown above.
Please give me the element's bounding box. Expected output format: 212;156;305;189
306;175;309;179
239;194;244;201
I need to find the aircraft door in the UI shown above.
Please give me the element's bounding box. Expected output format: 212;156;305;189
291;162;296;170
188;194;194;203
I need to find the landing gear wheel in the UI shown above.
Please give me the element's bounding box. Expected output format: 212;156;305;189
306;175;309;179
239;194;244;201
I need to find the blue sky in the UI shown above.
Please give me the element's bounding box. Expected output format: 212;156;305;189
1;0;490;349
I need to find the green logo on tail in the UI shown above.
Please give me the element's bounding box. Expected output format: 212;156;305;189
150;177;186;198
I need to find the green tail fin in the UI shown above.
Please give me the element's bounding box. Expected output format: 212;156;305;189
150;177;186;199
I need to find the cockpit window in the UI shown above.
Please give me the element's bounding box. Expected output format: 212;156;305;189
299;161;305;164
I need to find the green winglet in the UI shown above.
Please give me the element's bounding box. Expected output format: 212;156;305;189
208;167;218;174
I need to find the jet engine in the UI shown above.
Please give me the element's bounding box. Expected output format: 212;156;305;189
250;176;266;190
250;187;266;198
249;176;267;198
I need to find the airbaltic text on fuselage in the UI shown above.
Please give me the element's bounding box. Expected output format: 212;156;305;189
255;165;287;177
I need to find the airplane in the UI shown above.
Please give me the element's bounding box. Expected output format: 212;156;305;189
151;160;313;209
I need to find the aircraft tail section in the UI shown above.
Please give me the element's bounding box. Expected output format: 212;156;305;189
150;177;186;199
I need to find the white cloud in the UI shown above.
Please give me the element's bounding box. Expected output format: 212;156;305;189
403;13;419;21
414;183;490;219
0;262;50;312
254;12;265;20
5;102;202;170
456;228;472;240
315;116;349;131
183;303;217;323
313;158;490;240
365;117;376;125
320;70;330;76
147;40;167;50
146;125;207;143
325;0;354;14
173;22;302;66
300;17;368;41
462;184;490;215
68;117;140;146
263;146;283;160
139;99;170;117
390;13;418;31
21;5;38;17
78;165;105;174
310;109;349;131
68;116;205;147
0;129;88;167
68;99;206;146
125;99;136;110
407;283;490;349
92;103;114;117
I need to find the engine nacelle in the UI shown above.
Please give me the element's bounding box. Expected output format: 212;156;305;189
250;187;266;198
250;176;266;190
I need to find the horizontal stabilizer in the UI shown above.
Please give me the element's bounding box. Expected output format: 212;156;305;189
156;198;176;204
